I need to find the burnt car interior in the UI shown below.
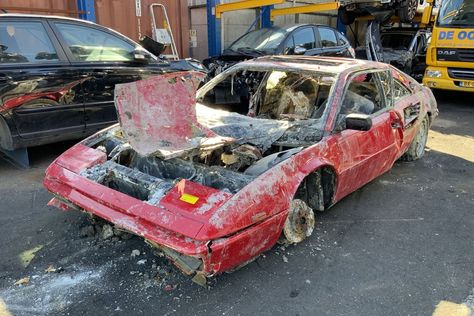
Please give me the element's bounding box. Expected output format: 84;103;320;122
199;69;332;120
341;72;386;116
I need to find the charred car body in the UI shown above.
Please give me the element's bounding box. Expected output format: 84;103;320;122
203;24;354;80
357;26;430;81
0;14;203;167
44;56;437;285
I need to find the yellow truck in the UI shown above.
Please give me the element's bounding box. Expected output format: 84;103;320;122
423;0;474;91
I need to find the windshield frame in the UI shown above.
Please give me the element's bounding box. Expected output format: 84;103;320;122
381;33;416;50
226;27;289;55
197;62;338;128
436;0;474;28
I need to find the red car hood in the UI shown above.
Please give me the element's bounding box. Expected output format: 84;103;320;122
114;71;232;159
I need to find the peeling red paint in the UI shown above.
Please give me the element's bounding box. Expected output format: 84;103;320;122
114;71;231;158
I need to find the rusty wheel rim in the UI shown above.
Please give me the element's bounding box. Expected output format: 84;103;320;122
283;199;315;244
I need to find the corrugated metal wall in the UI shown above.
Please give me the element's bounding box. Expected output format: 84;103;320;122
95;0;190;58
0;0;79;16
1;0;190;58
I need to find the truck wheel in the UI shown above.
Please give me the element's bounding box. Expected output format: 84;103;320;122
398;0;418;22
401;116;429;161
280;199;315;244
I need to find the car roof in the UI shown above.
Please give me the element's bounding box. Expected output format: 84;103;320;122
282;23;336;31
0;13;146;49
0;13;97;25
237;55;387;75
259;23;341;33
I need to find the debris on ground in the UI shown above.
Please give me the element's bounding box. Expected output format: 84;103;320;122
113;227;133;240
131;250;140;257
19;245;44;267
79;225;96;238
101;224;114;240
137;259;147;265
14;277;30;286
44;265;64;273
282;255;289;263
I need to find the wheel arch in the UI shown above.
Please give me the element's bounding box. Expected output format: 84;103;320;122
295;162;338;211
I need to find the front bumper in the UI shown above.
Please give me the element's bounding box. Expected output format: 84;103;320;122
423;66;474;92
44;159;286;281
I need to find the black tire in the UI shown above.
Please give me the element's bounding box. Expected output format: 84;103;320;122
339;8;356;25
401;116;429;161
397;0;418;22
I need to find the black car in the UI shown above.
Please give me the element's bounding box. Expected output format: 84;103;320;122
203;24;354;79
0;14;203;167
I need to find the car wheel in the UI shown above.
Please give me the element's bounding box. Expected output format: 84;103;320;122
281;199;315;244
339;8;356;25
401;116;429;161
398;0;418;22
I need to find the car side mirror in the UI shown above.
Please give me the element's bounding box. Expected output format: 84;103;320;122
345;113;372;131
294;45;307;55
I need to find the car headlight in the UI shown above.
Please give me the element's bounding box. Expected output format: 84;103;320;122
425;70;442;78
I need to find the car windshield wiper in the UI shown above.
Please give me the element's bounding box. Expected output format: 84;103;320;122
448;21;474;27
236;47;266;55
223;47;237;53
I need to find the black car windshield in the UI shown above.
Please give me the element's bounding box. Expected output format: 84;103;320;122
437;0;474;27
381;34;414;49
227;28;288;54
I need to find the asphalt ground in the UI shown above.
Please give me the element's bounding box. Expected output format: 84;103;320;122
0;91;473;316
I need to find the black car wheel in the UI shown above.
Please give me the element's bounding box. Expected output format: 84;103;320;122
398;0;418;22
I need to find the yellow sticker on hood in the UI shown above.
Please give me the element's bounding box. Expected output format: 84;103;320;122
180;193;199;205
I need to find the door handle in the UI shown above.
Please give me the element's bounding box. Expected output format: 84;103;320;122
390;116;402;129
391;121;402;129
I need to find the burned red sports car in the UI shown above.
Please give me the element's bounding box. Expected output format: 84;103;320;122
44;56;438;285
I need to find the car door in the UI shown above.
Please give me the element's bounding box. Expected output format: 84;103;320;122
315;27;343;57
282;27;320;55
328;70;403;200
0;18;85;143
411;32;429;81
391;69;423;153
49;20;163;134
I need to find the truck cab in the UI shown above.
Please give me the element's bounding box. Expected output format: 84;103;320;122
423;0;474;91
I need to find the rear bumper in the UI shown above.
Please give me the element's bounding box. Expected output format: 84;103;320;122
423;66;474;92
44;160;286;278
